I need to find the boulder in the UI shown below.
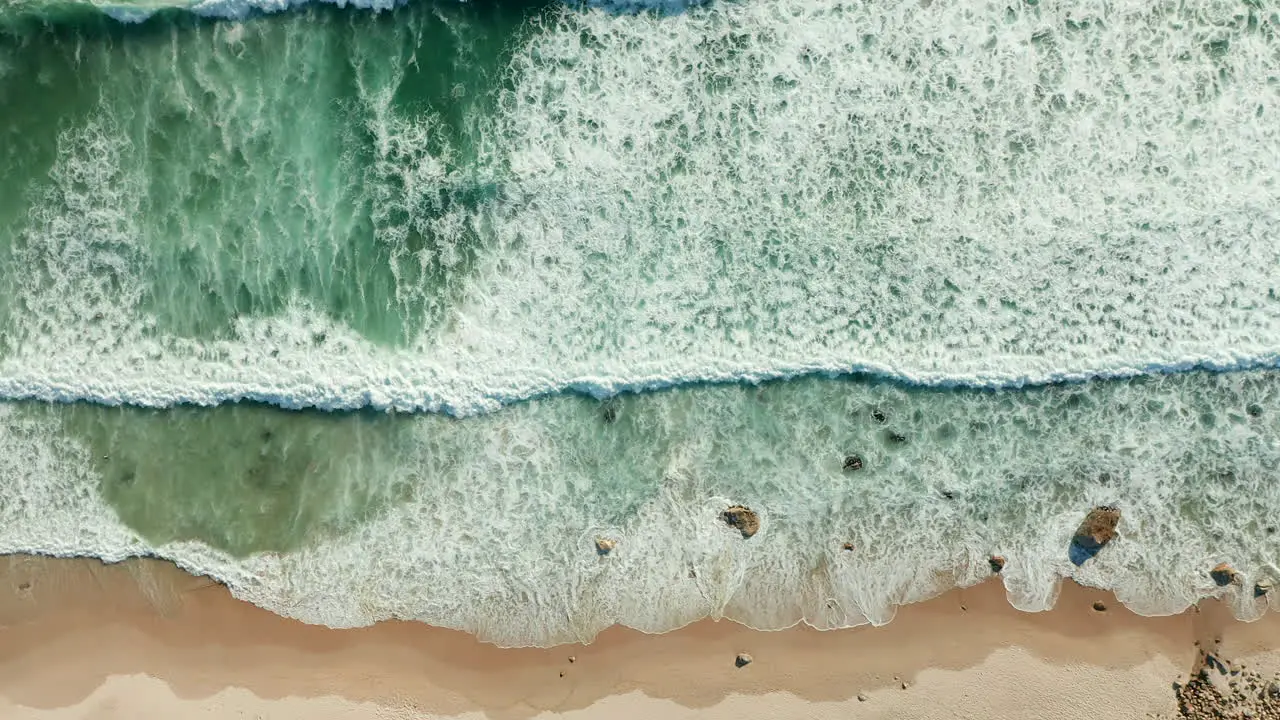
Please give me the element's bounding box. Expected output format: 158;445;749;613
722;506;760;538
595;538;617;556
735;653;752;668
842;454;864;471
1255;579;1273;598
1069;506;1120;566
989;555;1006;574
1210;562;1237;587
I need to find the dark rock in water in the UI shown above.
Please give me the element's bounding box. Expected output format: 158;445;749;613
595;537;617;556
842;454;863;471
871;408;887;424
886;431;908;444
1210;562;1237;587
989;555;1006;574
1092;601;1107;612
735;653;752;668
1255;579;1273;598
602;404;619;424
842;542;855;551
722;506;760;538
939;489;955;500
1069;506;1121;566
1247;403;1264;418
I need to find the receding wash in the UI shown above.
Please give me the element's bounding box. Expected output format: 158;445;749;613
0;0;1278;646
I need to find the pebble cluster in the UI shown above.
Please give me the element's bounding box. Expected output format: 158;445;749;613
1169;649;1280;719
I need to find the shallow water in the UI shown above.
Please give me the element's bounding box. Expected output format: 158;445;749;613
1;0;1279;646
0;370;1275;646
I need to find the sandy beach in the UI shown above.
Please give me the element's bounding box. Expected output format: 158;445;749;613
1;555;1276;719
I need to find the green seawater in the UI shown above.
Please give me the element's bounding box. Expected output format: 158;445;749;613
0;0;540;348
1;0;1280;646
2;0;1279;415
1;370;1277;643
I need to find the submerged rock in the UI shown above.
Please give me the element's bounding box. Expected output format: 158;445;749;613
842;454;864;471
1255;579;1273;598
595;538;617;556
989;555;1006;574
1210;563;1237;587
735;653;752;668
1069;505;1121;566
722;506;760;538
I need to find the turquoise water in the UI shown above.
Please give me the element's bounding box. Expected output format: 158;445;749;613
1;0;1279;645
2;372;1279;644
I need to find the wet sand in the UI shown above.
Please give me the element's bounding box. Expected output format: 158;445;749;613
0;553;1273;719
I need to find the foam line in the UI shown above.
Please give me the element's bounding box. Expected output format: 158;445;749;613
2;350;1280;416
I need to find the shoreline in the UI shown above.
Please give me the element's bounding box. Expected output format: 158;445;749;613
4;554;1278;718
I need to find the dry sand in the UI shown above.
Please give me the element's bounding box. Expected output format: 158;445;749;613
0;554;1275;719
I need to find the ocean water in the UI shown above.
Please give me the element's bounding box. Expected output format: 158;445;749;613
0;0;1278;646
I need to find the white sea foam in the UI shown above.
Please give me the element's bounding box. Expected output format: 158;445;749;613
2;0;1280;647
1;371;1276;646
3;0;1280;416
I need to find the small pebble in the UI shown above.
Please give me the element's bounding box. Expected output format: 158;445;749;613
1092;601;1107;612
857;693;868;702
568;656;576;663
900;681;909;690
